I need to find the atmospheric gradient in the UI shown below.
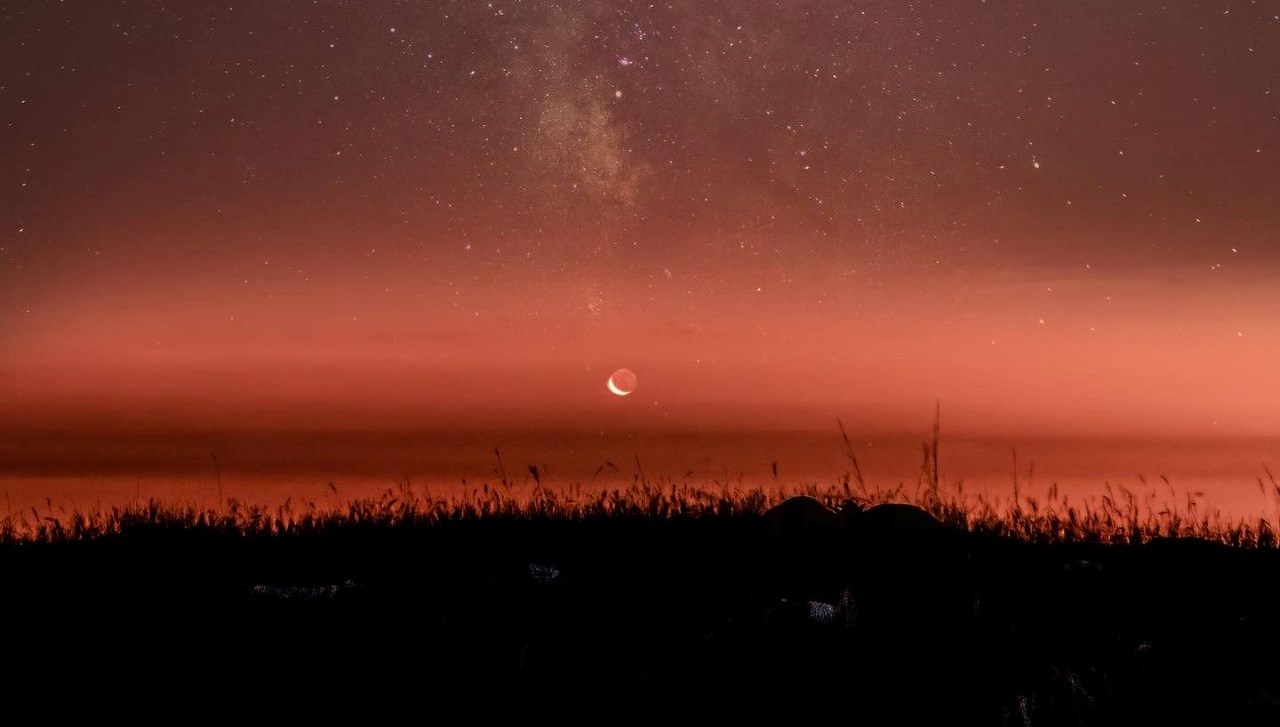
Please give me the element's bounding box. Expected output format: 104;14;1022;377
2;1;1278;510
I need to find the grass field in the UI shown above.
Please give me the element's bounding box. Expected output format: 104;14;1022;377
6;434;1279;546
3;451;1280;723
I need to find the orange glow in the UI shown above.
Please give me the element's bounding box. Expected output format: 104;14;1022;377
2;2;1277;514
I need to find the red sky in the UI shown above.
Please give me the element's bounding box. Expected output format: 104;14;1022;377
1;1;1278;495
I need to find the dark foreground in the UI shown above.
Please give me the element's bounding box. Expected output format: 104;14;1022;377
3;498;1278;724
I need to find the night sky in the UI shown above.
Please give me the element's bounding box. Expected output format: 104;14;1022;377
2;2;1278;498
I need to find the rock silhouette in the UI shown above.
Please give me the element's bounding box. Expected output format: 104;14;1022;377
762;496;844;602
858;502;944;534
762;495;840;540
760;496;973;715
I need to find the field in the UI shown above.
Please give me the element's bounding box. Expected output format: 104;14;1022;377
4;447;1280;724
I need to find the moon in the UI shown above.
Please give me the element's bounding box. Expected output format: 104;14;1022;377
606;368;637;397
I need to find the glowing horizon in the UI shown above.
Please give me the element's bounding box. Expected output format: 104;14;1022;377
2;1;1277;499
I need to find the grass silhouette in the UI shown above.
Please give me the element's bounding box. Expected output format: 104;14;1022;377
4;451;1276;547
4;434;1280;722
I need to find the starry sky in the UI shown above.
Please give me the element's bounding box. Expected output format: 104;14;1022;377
2;1;1278;492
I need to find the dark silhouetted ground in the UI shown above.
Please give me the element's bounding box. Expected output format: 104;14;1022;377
2;486;1277;724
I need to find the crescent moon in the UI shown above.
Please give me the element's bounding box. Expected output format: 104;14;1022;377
607;375;631;396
